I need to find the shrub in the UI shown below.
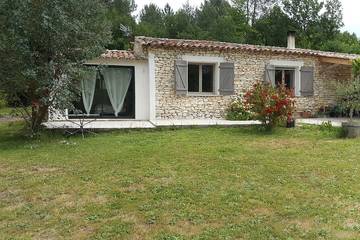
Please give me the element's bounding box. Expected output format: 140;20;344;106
243;82;295;130
226;98;253;120
337;59;360;121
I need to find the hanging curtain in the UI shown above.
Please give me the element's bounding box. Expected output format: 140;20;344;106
102;67;132;117
81;70;97;116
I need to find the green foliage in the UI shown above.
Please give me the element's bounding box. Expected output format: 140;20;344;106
136;3;166;37
105;0;137;50
243;82;295;130
0;0;111;134
104;0;360;54
226;98;253;120
336;67;360;119
252;6;294;47
353;58;360;78
319;121;334;131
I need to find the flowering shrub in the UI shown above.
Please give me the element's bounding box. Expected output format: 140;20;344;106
226;98;253;120
243;82;295;129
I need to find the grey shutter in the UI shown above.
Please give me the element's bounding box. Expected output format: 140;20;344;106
300;66;314;96
175;60;188;95
219;62;235;95
264;64;275;86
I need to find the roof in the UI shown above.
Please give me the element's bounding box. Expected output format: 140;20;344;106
100;50;138;60
135;36;360;61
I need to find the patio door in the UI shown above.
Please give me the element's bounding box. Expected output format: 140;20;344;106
70;66;135;119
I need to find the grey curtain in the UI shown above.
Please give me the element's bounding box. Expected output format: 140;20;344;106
102;68;132;116
81;70;97;115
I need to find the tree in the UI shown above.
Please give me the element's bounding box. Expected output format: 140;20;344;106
282;0;344;50
106;0;137;50
163;3;202;39
232;0;280;25
320;0;343;39
136;3;165;37
0;0;111;134
320;32;360;54
251;6;293;46
196;0;248;43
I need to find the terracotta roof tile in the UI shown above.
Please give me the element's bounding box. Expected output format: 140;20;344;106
135;36;360;60
101;50;138;60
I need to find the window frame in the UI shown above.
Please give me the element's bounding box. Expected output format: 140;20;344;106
269;60;304;97
182;55;225;96
188;63;215;94
275;67;296;89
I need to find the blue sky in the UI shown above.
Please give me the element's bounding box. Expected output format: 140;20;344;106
134;0;360;37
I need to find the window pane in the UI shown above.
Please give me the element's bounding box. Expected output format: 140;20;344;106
275;68;295;89
202;65;214;92
275;69;283;87
188;64;199;92
284;70;295;89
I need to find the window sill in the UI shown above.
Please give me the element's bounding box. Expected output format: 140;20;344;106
187;92;220;97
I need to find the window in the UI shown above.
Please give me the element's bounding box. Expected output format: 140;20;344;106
69;66;135;119
188;64;214;93
275;68;295;89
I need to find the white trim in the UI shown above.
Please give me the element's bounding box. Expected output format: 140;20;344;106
269;60;304;68
148;53;156;120
269;60;304;97
182;55;225;63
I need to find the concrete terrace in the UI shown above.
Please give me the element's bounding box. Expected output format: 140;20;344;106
44;118;353;129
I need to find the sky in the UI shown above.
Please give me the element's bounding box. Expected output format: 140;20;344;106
134;0;360;37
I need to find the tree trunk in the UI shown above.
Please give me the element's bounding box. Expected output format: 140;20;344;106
30;104;48;135
251;0;258;26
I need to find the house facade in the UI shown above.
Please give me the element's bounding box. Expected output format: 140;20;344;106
49;35;359;124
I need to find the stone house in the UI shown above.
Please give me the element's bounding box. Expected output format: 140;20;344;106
49;34;360;126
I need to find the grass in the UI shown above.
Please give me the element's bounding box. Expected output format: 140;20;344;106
0;107;14;117
1;122;360;239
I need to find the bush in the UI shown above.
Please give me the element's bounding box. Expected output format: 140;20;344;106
337;61;360;120
226;98;253;120
243;82;295;130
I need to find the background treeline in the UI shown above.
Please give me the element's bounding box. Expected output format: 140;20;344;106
104;0;360;54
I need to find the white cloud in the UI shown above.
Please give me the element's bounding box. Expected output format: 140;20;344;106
134;0;360;37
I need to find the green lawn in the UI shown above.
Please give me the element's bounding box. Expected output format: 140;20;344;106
0;107;13;117
1;122;360;240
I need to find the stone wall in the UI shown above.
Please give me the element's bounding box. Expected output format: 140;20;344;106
151;47;352;119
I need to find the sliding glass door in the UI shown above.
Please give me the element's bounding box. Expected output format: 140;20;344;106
70;66;135;119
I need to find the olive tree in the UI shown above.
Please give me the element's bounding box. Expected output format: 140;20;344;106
0;0;111;135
